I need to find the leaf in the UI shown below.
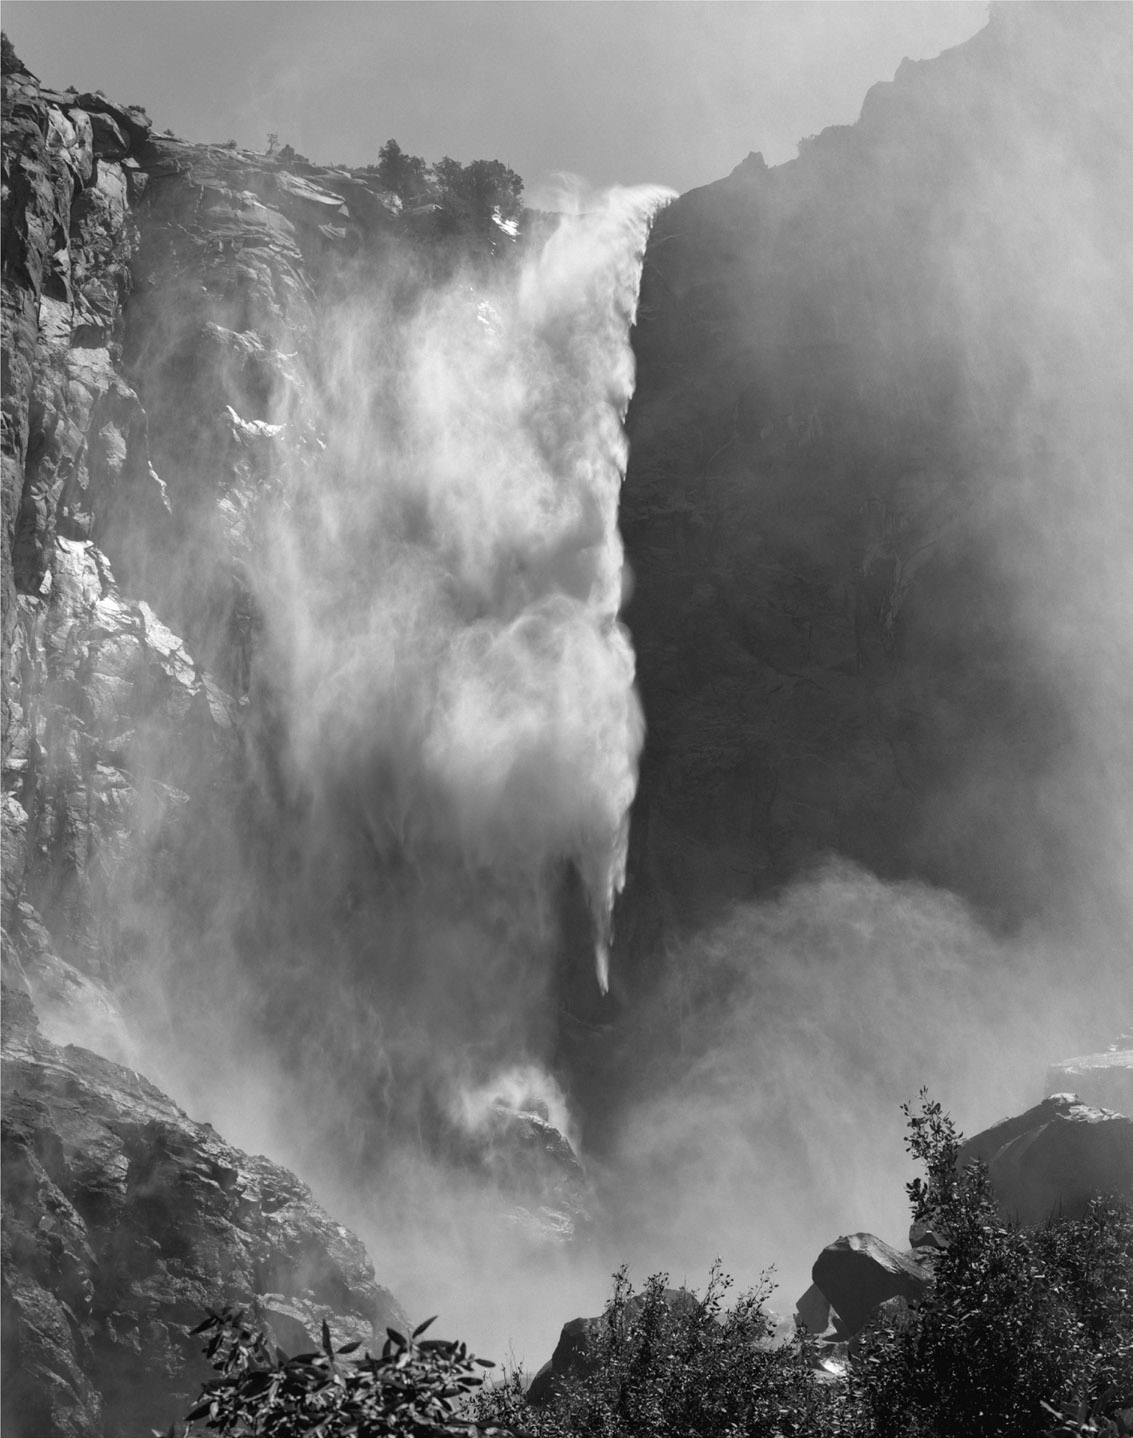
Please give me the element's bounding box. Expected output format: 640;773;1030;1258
386;1327;407;1346
336;1340;362;1355
322;1318;334;1356
412;1315;437;1339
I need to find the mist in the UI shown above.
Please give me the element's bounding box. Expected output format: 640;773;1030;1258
19;3;1132;1373
597;0;1133;1316
108;184;674;1361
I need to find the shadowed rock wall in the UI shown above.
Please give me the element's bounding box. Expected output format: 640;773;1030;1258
613;1;1133;978
2;47;413;1436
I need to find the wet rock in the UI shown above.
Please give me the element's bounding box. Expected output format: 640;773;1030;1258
1;987;406;1438
606;3;1133;1063
452;1102;594;1247
959;1093;1133;1225
1045;1035;1133;1116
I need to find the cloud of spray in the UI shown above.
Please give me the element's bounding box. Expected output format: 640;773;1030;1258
602;860;1112;1311
114;184;674;1361
262;186;672;997
594;5;1133;1316
61;5;1131;1368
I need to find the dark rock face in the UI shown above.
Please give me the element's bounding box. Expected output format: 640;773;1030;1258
800;1233;930;1342
613;3;1133;988
5;11;1133;1426
1;51;414;1438
959;1093;1133;1226
1;988;406;1438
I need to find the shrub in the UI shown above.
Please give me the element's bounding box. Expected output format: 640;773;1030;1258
848;1092;1133;1437
474;1261;831;1438
374;139;431;202
172;1097;1131;1437
173;1307;515;1437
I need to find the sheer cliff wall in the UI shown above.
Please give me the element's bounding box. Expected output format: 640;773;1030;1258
2;53;411;1438
614;2;1133;999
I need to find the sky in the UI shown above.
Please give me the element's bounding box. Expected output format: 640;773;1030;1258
5;1;989;201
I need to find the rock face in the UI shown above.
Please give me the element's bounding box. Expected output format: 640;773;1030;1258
1;987;405;1438
959;1093;1133;1226
5;12;1133;1426
1;46;417;1438
796;1233;931;1345
604;3;1133;1036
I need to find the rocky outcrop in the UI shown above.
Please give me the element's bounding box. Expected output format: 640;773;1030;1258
605;3;1133;1037
795;1232;931;1346
1;48;417;1438
1;987;406;1438
463;1105;593;1246
1;45;427;1010
958;1093;1133;1226
1045;1035;1133;1116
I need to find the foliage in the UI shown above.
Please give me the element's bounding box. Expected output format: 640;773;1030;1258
365;140;523;243
171;1307;514;1437
431;156;524;228
374;139;431;203
474;1261;832;1438
847;1091;1133;1438
1;31;22;74
172;1096;1131;1438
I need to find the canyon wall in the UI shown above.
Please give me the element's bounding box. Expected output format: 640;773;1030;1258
4;5;1132;1428
1;48;419;1435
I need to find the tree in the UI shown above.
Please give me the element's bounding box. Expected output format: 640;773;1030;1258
431;157;524;231
173;1307;516;1437
848;1092;1133;1438
375;139;430;202
474;1262;831;1438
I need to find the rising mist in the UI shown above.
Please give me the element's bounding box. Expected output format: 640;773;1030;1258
13;2;1131;1371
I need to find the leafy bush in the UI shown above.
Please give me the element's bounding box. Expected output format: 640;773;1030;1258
172;1307;514;1437
173;1096;1131;1437
847;1093;1133;1438
373;139;431;202
431;156;523;229
474;1261;831;1438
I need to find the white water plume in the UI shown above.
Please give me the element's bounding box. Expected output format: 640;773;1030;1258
261;185;672;1001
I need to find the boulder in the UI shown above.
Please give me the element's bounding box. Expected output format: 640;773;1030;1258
806;1233;930;1340
959;1093;1133;1225
87;110;129;160
794;1281;843;1343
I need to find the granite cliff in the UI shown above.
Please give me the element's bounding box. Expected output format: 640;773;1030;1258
1;42;430;1436
3;6;1132;1432
579;3;1133;1163
617;0;1133;970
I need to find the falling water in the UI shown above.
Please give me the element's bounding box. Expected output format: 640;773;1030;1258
261;185;673;1008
